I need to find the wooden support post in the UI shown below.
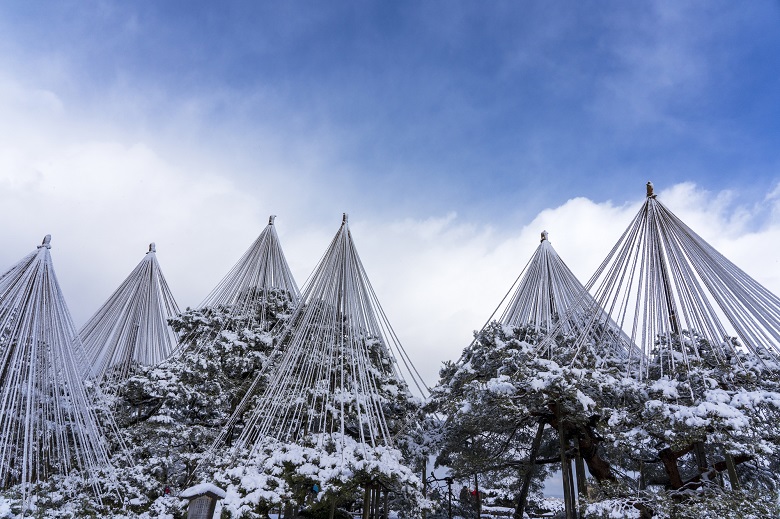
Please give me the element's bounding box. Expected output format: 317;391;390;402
558;416;575;519
373;484;380;519
475;474;481;519
725;453;740;490
515;420;545;519
363;485;371;519
446;478;453;519
329;499;336;519
422;459;428;519
694;441;708;472
567;458;577;518
575;445;587;495
383;489;389;519
574;443;587;515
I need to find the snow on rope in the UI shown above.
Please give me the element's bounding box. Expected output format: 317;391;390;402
471;230;637;361
80;242;180;383
0;235;126;507
198;214;300;325
219;213;428;456
541;181;780;378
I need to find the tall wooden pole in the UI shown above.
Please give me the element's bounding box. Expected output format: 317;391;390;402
446;478;453;519
422;459;428;519
362;485;370;519
558;413;575;519
574;439;587;516
515;420;545;519
474;474;481;519
725;453;740;490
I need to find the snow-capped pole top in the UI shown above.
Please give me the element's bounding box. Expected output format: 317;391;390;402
38;234;52;249
147;242;156;254
540;230;549;242
342;212;349;225
646;181;656;198
269;214;276;225
181;483;226;499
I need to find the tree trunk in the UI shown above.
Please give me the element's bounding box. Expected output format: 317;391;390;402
362;485;370;519
558;416;575;519
725;453;740;490
514;420;545;519
658;445;695;490
577;429;615;483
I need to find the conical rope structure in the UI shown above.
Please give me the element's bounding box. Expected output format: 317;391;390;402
171;216;301;356
541;181;780;378
470;230;637;361
199;214;300;325
0;236;125;507
80;243;180;384
498;231;588;331
218;214;427;459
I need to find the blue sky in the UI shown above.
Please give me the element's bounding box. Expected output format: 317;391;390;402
1;2;780;386
3;2;779;222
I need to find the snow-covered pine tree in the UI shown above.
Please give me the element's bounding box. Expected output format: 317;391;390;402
543;183;780;517
211;215;428;519
430;231;634;518
103;218;300;517
0;236;129;517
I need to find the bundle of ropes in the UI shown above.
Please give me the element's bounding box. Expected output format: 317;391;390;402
80;242;180;384
219;214;428;457
471;230;635;361
541;182;780;377
0;236;125;507
198;214;300;327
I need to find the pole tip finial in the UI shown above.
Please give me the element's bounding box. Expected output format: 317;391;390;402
269;215;276;225
646;181;656;198
38;235;51;249
342;213;349;225
540;230;549;242
148;242;156;254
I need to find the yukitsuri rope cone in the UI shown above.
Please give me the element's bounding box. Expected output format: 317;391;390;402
172;215;301;357
0;236;125;509
199;214;300;327
80;243;180;384
444;230;635;518
541;181;780;376
464;229;636;364
524;182;780;517
218;213;427;455
499;230;588;331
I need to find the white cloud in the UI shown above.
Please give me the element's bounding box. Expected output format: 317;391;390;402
328;184;780;386
2;64;780;393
